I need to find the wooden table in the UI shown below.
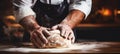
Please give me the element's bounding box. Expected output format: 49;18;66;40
0;42;120;53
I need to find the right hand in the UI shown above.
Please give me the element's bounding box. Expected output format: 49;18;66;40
19;15;51;48
52;24;75;43
29;26;51;48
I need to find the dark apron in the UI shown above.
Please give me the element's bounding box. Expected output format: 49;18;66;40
32;0;69;28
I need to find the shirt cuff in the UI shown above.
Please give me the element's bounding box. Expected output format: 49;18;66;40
14;6;36;22
69;2;91;19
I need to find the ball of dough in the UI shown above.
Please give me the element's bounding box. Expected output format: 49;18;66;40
43;30;71;48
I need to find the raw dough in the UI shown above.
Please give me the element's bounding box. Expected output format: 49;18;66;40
43;30;71;48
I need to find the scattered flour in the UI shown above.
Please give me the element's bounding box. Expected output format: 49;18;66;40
0;43;108;53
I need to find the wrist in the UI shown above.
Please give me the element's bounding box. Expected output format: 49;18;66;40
60;19;74;29
19;15;41;32
28;23;41;32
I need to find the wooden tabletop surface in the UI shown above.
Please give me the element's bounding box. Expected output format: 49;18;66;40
0;42;120;53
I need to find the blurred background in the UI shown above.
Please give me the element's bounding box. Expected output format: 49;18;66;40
0;0;120;42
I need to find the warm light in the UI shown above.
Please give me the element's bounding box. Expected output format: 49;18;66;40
5;15;16;20
117;10;120;14
98;8;112;16
103;9;111;16
4;15;18;27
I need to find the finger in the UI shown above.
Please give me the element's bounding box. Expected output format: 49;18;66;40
33;33;44;46
35;38;45;48
42;29;51;37
64;31;70;39
34;34;45;47
50;29;60;34
52;25;58;30
35;30;48;44
46;28;51;31
67;31;75;43
60;27;66;37
30;33;42;48
30;32;36;39
31;38;41;48
71;36;75;43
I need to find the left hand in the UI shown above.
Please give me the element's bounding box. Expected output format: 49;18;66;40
52;24;75;43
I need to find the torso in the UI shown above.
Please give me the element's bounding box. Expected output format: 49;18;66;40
33;0;69;27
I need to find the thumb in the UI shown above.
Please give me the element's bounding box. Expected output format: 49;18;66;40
52;25;58;30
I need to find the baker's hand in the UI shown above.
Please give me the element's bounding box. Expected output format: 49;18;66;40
30;27;51;48
52;24;75;43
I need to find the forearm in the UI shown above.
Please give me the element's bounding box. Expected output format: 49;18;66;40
19;15;40;32
61;10;85;29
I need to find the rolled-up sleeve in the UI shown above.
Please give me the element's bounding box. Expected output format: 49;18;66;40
69;0;92;19
13;0;36;22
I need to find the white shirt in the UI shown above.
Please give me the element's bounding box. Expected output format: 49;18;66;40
13;0;92;22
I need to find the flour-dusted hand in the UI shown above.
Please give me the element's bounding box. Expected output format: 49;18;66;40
52;24;75;43
19;15;51;48
30;26;51;48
